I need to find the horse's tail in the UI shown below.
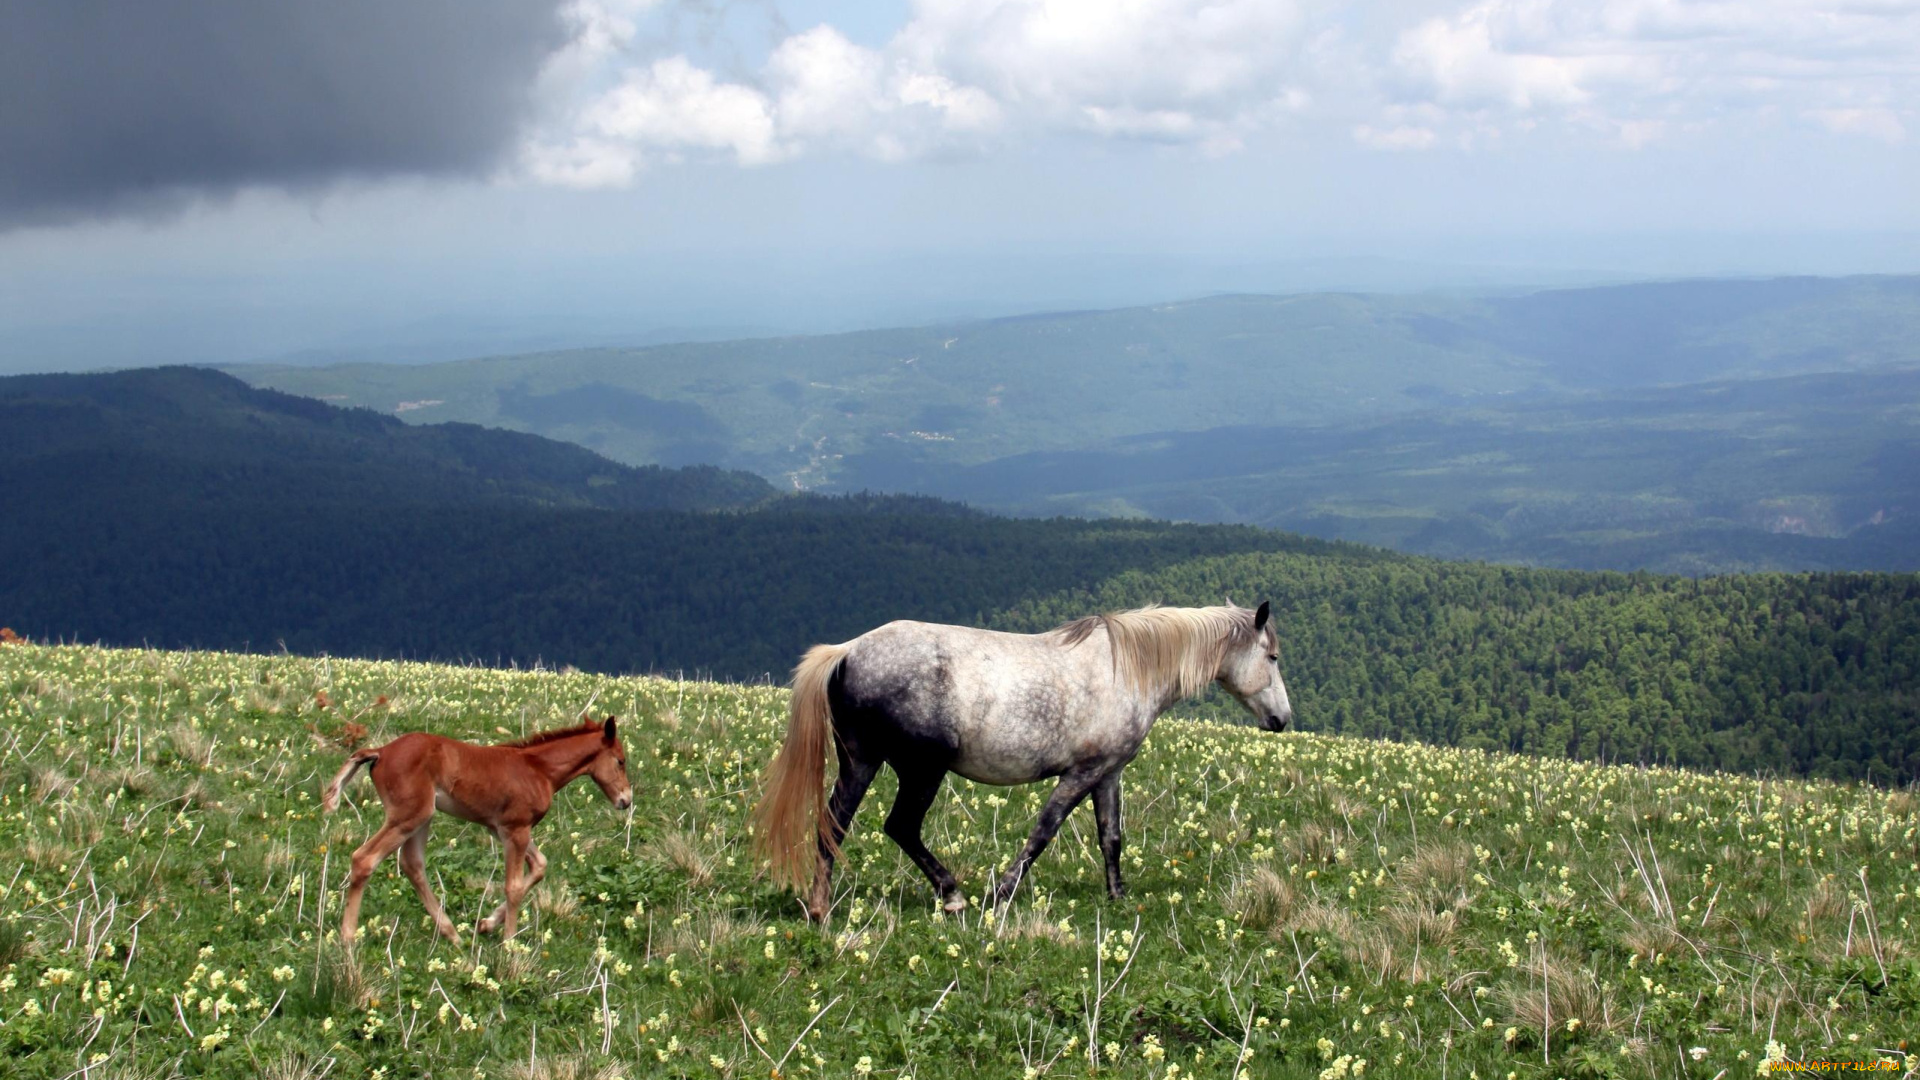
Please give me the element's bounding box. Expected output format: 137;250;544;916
753;642;851;894
321;748;380;813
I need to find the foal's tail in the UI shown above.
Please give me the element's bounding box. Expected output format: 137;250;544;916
321;748;380;813
753;642;850;894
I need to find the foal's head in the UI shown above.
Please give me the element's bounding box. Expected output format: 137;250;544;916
1216;601;1294;732
588;716;633;810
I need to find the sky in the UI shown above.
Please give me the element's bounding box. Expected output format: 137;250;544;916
2;0;1917;372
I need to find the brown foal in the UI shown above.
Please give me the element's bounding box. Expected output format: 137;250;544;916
322;716;632;947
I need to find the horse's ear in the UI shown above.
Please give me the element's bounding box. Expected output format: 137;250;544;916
1253;601;1270;632
603;716;618;743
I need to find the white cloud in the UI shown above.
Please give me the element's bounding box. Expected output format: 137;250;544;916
1810;107;1907;144
1353;123;1439;150
766;26;1003;161
891;0;1315;144
518;0;1920;181
1385;0;1920;146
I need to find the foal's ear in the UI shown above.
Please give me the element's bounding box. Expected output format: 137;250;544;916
603;716;618;743
1253;601;1271;633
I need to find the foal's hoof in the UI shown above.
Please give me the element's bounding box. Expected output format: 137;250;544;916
476;916;499;936
942;894;968;914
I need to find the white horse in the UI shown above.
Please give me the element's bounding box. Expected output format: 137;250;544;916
754;602;1293;919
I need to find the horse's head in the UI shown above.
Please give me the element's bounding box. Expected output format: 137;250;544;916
589;716;633;810
1217;601;1294;732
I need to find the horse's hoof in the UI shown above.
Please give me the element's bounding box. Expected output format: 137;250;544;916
476;918;497;935
942;894;968;914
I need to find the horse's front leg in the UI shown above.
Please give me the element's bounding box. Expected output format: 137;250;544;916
991;770;1102;907
1092;772;1126;899
480;825;534;938
479;841;546;936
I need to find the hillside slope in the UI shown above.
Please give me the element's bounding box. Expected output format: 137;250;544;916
0;644;1913;1079
0;366;775;512
5;368;1917;782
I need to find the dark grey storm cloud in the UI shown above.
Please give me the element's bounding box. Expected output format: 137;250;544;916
0;1;571;226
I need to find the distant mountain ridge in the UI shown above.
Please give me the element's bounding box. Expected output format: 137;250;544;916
228;275;1920;573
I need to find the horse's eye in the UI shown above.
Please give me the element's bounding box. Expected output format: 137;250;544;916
1268;654;1279;662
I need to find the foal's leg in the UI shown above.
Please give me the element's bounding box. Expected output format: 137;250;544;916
341;819;418;947
884;767;965;913
1092;773;1126;899
480;825;535;939
807;740;879;922
399;822;460;943
991;770;1104;906
479;842;546;934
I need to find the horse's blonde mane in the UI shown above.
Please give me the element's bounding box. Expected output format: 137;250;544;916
1052;604;1257;700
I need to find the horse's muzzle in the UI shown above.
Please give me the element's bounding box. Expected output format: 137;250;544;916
1262;713;1290;733
615;795;633;810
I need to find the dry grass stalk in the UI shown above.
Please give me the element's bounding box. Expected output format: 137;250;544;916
533;879;580;921
1805;878;1849;925
167;721;213;766
1398;840;1473;898
502;1055;628;1080
1503;952;1616;1037
651;830;715;887
1287;823;1338;866
1227;865;1298;931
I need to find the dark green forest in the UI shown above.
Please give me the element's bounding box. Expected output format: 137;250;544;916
997;556;1920;785
4;367;1917;783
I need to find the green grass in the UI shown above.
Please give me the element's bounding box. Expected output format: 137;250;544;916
2;643;1917;1078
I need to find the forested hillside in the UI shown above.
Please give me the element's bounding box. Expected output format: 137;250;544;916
4;368;1917;783
997;555;1920;784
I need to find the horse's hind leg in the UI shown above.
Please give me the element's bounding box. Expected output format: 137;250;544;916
342;819;416;947
399;823;460;944
991;770;1103;907
1092;773;1126;899
884;767;965;913
808;740;879;921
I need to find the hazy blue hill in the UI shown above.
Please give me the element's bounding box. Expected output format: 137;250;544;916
0;366;775;512
232;275;1920;479
1476;275;1920;386
855;366;1920;572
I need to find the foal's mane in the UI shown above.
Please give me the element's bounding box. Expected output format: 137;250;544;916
1052;604;1258;699
500;720;604;749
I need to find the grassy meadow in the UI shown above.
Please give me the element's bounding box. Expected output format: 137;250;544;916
1;642;1916;1079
